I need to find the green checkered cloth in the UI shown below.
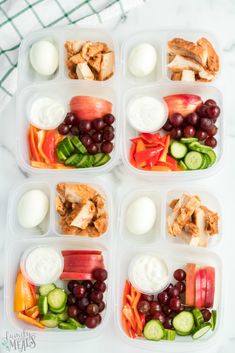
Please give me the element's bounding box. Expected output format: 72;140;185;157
0;0;146;112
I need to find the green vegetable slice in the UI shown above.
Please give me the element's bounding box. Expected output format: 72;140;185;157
58;322;77;330
94;154;111;167
192;308;204;326
211;310;217;331
56;311;69;322
71;136;87;154
47;289;67;310
204;149;216;167
184;151;203;170
180;137;198;144
192;323;212;339
66;318;85;328
179;160;188;170
172;311;194;334
38;296;48;315
65;153;83;166
170;141;188;159
40;314;58;328
162;329;176;340
143;320;165;341
39;283;56;296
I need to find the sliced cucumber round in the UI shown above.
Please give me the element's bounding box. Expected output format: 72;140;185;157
184;151;203;170
38;296;48;315
47;288;67;310
192;308;204;326
39;283;56;296
40;314;58;328
180;137;198;144
173;311;194;334
143;320;165;341
192;323;212;339
170;141;188;159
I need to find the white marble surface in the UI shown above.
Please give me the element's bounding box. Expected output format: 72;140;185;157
1;0;235;352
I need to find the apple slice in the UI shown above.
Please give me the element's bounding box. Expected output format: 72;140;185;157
70;96;112;121
164;94;203;117
60;272;93;280
199;268;207;308
62;250;102;256
205;266;215;308
185;263;196;306
63;254;103;262
195;269;203;308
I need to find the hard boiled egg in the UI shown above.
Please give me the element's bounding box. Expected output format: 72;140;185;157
29;40;59;76
17;189;49;229
126;196;157;235
128;43;157;78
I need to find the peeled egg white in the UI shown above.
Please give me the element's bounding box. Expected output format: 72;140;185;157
126;196;157;235
30;40;59;76
17;189;49;229
128;43;157;78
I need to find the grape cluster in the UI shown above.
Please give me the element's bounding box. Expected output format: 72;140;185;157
163;99;220;149
67;268;108;329
58;113;115;155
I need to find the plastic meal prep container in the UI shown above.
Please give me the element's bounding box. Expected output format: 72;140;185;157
115;184;224;352
5;177;113;340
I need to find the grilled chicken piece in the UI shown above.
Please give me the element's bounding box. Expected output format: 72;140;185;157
194;207;208;247
56;196;66;216
201;205;219;235
197;37;220;73
171;72;182;81
69;201;96;229
65;40;84;57
181;69;195;82
76;62;94;80
98;52;114;80
184;222;199;237
88;53;102;73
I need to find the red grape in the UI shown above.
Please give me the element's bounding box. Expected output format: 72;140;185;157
85;316;98;329
169;297;181;311
92;131;103;143
79;120;92;133
92;118;105;131
73;285;86;299
101;141;113;154
103;130;114;142
162;119;173;132
149;301;162;314
68;280;79;292
64;112;76;126
70;125;80;136
207;105;220;119
90;291;103;304
183;125;196;138
103;114;115;125
98;301;105;313
171;127;182;140
77;312;88;324
169;113;184;127
67;294;76;305
207;125;218;136
197;104;208;118
86;303;99;316
93;281;106;293
141;294;153;301
87;143;98;155
82;280;93;292
58;123;70;135
81;134;93;147
174;281;186;294
164;316;173;329
162;305;172;316
68;305;79;318
166;283;174;293
168;286;180;298
145;314;152;323
204;99;217;107
137;300;150;314
205;136;217;148
201;309;211;322
173;269;186;281
186;112;199;126
77;297;89;311
96;314;102;324
195;129;208;141
152;311;166;324
103;125;114;133
200;118;213;132
158;291;169;304
93;268;108;281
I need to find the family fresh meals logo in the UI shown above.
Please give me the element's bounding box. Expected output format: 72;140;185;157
1;331;36;352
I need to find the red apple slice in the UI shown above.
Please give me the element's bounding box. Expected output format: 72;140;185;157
164;94;203;117
195;269;203;308
70;96;112;121
63;260;104;273
199;268;207;308
62;250;102;256
60;272;93;280
63;254;103;262
185;263;196;306
205;266;215;308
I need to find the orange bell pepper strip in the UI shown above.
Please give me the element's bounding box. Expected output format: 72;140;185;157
42;131;55;163
123;280;131;305
159;135;170;162
136;139;146;168
132;291;143;335
17;312;44;329
166;155;177;169
25;305;39;319
14;272;36;312
122;303;136;331
28;125;41;162
37;130;50;163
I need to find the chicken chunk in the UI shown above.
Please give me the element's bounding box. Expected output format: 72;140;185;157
70;201;96;229
76;62;94;80
181;69;195;82
98;52;114;81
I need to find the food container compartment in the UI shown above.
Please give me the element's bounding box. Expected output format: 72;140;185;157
18;27;118;88
4;237;111;340
165;30;221;83
16;80;119;175
122;31;163;85
7;181;51;238
115;245;223;352
122;82;223;181
118;188;163;245
165;188;222;248
53;181;112;241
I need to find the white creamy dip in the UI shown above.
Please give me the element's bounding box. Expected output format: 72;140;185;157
129;254;169;294
23;247;63;285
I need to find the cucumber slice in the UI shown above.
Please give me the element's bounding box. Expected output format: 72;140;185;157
39;283;56;296
188;142;212;153
180;137;198;144
56;311;69;322
47;289;67;310
76;155;88;168
56;141;71;158
58;322;77;330
184;151;203;170
204;149;216;167
179;160;188;170
192;308;204;326
170;141;188;159
38;296;48;315
204;153;212;168
66;318;85;328
85;155;95;167
56;149;67;162
50;304;67;314
40;314;58;328
172;311;194;334
71;136;87;154
162;329;176;340
200;155;208;169
192;323;211;339
143;320;165;341
211;310;217;331
94;154;111;167
62;138;75;154
93;153;105;166
65;154;83;166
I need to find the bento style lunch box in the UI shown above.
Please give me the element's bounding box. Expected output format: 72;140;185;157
5;26;224;351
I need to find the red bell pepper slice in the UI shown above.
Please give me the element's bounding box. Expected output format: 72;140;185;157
129;143;136;167
135;147;162;165
139;132;162;144
42;131;56;163
122;304;136;331
159;135;170;162
123;280;131;305
146;149;163;168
